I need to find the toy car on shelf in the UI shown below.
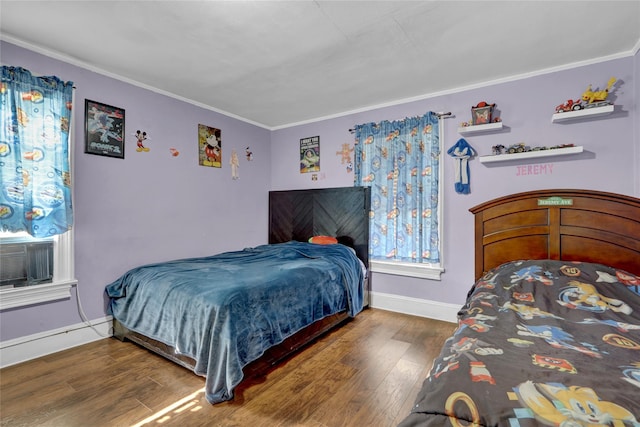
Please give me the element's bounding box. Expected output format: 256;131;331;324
507;143;531;154
492;144;506;155
549;143;575;150
555;99;582;113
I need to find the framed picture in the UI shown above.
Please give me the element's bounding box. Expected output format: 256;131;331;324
471;102;495;126
84;99;125;158
198;124;222;168
300;135;320;173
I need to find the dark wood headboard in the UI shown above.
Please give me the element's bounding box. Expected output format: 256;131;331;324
470;189;640;279
268;186;370;266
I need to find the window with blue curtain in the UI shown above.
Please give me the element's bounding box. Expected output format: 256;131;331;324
354;112;441;269
0;66;74;237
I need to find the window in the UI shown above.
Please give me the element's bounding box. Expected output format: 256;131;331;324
0;66;76;310
353;112;443;279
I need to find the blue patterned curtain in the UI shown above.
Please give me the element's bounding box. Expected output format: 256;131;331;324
0;66;74;237
354;112;440;263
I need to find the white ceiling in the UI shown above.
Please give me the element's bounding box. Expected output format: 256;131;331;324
1;1;639;129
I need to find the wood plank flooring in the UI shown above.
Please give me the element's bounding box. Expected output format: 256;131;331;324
0;309;456;427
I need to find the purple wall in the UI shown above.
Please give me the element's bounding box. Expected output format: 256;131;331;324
635;48;640;194
1;41;638;343
271;54;639;306
1;41;271;341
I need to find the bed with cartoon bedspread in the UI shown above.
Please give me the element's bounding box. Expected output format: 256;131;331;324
399;259;640;427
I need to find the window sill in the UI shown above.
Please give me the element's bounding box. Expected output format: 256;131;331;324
0;279;77;311
370;260;443;280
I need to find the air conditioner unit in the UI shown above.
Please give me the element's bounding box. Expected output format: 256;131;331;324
0;240;53;288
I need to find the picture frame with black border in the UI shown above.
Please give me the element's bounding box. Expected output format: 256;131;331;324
84;99;125;159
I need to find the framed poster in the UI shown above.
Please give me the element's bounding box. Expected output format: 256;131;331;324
300;135;320;173
84;99;125;159
198;124;222;168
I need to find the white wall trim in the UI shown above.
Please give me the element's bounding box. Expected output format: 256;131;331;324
0;296;458;368
0;34;271;130
0;316;113;368
3;33;637;132
272;50;638;130
369;291;459;324
0;280;77;311
370;261;444;280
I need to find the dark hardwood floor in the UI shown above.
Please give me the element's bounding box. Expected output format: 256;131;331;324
0;308;456;427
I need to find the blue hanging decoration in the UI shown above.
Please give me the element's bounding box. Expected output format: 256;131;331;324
447;138;476;194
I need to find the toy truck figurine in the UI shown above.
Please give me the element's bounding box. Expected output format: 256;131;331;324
555;99;582;113
507;143;530;154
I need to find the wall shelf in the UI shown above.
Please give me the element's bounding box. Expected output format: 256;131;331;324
551;104;614;122
458;121;503;135
479;145;583;164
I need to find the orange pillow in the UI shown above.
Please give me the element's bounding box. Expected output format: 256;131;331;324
308;235;338;245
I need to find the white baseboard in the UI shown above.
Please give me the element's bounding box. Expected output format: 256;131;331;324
0;316;113;368
0;295;458;368
369;291;460;324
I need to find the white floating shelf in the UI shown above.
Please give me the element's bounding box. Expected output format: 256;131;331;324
551;104;614;122
458;121;504;135
479;145;584;164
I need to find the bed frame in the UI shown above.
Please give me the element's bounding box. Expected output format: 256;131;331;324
470;189;640;280
114;186;370;382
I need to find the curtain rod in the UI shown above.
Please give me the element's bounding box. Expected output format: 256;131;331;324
348;111;451;133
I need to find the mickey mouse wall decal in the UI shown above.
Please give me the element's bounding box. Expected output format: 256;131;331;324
135;130;149;152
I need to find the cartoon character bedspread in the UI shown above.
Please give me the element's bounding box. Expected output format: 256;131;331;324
399;260;640;427
106;241;364;404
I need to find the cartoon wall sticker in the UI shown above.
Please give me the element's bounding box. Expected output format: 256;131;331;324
336;143;354;173
230;149;239;180
198;124;221;168
245;146;253;161
135;130;149;152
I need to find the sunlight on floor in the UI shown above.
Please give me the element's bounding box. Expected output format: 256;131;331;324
131;388;206;426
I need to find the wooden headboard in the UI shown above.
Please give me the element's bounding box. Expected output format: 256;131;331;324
470;189;640;279
268;186;370;266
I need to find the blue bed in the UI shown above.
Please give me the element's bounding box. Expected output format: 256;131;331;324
106;241;365;404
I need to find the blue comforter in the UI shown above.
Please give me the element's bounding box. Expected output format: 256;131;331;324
106;241;365;404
